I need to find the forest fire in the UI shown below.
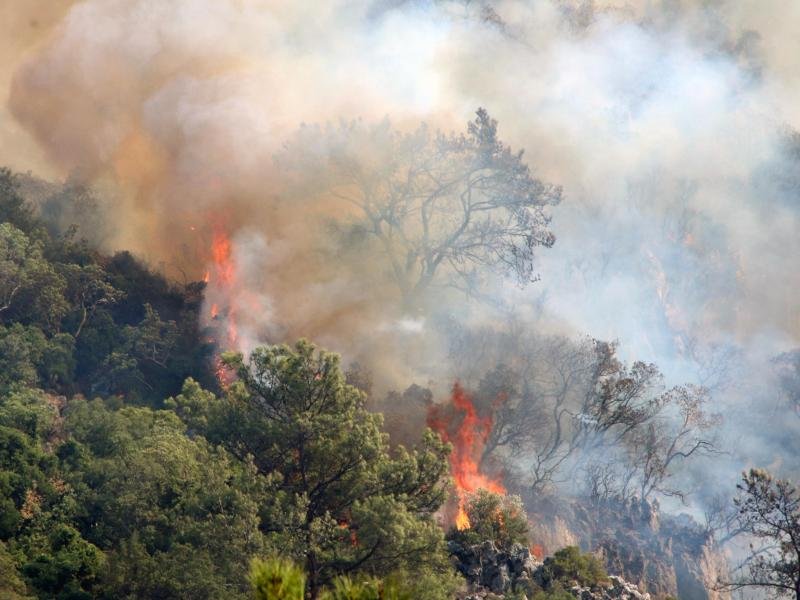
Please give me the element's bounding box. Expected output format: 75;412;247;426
208;226;239;349
428;383;506;530
202;224;240;384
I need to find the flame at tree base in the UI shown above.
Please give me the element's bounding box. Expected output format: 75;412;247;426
455;506;471;531
428;382;506;530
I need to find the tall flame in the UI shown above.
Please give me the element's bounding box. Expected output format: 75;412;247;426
428;383;505;530
200;222;240;384
209;225;239;351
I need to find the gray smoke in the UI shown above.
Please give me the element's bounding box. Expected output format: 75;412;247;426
3;0;800;526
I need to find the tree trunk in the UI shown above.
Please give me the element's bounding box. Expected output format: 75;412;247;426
74;305;88;339
306;550;319;599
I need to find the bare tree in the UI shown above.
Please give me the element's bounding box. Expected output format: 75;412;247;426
718;469;800;599
571;341;665;451
279;109;561;308
583;461;628;504
622;385;720;501
451;330;665;493
474;363;547;462
450;320;723;502
451;331;598;492
703;492;745;546
522;337;598;492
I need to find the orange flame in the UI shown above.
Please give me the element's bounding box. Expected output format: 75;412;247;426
202;221;239;386
208;225;238;350
428;383;505;530
530;543;545;561
211;230;235;286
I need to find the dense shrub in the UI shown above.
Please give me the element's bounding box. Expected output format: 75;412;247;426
250;558;306;600
447;489;529;550
540;546;608;588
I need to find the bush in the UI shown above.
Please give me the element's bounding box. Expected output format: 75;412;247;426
447;490;529;550
250;558;306;600
384;568;463;600
320;576;410;600
248;558;458;600
540;546;608;588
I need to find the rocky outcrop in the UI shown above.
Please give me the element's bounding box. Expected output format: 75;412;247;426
449;540;543;596
569;576;652;600
450;540;650;600
527;496;729;600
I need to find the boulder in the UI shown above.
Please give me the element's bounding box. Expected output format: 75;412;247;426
450;539;543;597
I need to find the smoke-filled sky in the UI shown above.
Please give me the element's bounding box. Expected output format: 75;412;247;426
2;0;800;502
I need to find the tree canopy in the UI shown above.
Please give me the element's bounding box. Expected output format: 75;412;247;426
722;469;800;599
170;340;456;597
279;109;561;308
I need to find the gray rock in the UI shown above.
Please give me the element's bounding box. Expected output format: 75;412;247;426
450;537;544;597
490;564;510;594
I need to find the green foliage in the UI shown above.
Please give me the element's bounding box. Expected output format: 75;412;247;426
62;398;265;598
0;169;36;233
531;584;577;600
164;377;217;432
540;546;608;589
447;490;529;550
0;325;46;392
248;558;441;600
0;325;77;393
0;390;61;541
379;569;462;600
0;540;34;599
250;558;306;600
516;546;609;600
321;568;461;600
0;387;60;442
0;383;267;599
0;223;68;333
20;524;105;599
100;536;240;600
60;263;123;339
0;171;214;404
320;575;410;600
0;171;464;598
201;341;454;595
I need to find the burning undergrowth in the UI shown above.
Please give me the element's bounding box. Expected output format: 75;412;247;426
428;383;507;531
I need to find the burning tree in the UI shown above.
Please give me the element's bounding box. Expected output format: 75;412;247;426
203;223;240;358
448;489;530;550
447;325;721;501
278;109;561;308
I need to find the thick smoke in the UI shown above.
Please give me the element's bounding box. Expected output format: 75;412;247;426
4;0;800;520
